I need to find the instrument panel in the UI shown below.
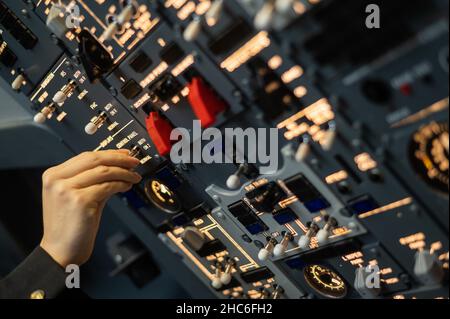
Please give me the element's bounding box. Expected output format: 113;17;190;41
0;0;448;299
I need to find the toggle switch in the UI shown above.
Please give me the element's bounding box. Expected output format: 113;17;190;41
273;232;293;257
316;216;338;245
271;284;284;299
187;77;227;128
226;164;247;190
258;237;277;261
321;122;337;151
295;136;311;162
128;145;142;159
205;0;224;26
211;262;224;289
117;4;135;25
85;112;107;135
298;222;319;249
220;258;237;285
259;288;270;299
275;0;295;13
145;111;175;157
413;249;444;285
53;80;77;105
34;103;56;124
254;1;275;30
11;73;26;91
183;16;202;42
46;4;70;38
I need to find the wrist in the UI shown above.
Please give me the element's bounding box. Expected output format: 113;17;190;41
40;240;71;268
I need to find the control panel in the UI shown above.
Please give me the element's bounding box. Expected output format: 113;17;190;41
0;0;448;299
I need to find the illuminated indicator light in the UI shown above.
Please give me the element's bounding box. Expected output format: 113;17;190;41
140;62;169;87
354;152;378;172
325;170;348;184
294;86;308;98
177;1;196;20
220;32;271;72
278;98;334;129
399;232;426;246
268;55;283;70
281;65;304;84
358;197;413;219
157;38;167;47
400;83;412;96
293;2;307;14
196;0;211;15
171;54;195;77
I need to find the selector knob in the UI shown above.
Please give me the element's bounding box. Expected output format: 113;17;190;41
258;237;277;261
85;112;107;135
413;249;444;285
316;216;338;245
273;232;293;257
183;17;202;42
298;223;319;249
34;103;56;124
12;73;26;91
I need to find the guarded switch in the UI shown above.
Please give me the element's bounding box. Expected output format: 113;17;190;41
187;77;227;128
145;112;175;156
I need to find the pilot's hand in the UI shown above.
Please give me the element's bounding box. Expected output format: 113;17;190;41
40;150;142;267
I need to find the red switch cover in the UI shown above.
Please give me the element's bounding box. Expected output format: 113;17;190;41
187;77;228;128
145;111;175;157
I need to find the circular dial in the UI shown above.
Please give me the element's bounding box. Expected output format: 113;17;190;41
303;265;347;299
144;179;182;214
409;121;449;194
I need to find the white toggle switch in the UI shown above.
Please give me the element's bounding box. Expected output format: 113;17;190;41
205;0;224;26
46;4;69;38
12;74;26;91
183;17;202;42
211;268;223;289
322;123;337;151
354;266;382;299
316;216;338;245
275;0;295;13
103;21;119;41
414;249;444;285
85;112;107;135
273;233;293;257
254;2;275;30
295;138;311;162
258;238;276;261
298;223;319;249
226;164;247;190
53;81;76;105
220;258;236;285
117;5;134;25
34;104;56;124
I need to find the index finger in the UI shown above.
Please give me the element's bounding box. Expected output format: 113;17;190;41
51;149;140;180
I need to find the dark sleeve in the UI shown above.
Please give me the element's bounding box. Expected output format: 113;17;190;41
0;246;67;299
